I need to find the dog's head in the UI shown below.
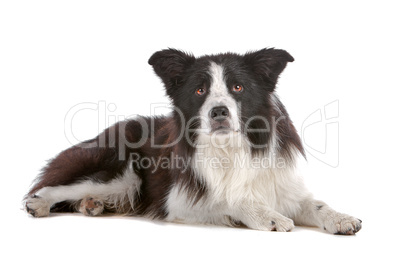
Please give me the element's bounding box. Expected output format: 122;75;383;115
148;48;294;149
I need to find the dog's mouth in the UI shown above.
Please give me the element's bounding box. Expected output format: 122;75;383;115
212;126;232;135
210;120;235;134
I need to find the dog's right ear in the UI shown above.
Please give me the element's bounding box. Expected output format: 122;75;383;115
148;49;196;94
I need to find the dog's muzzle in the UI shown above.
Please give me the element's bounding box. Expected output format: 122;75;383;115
209;106;231;132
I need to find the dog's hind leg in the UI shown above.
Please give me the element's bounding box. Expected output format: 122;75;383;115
24;120;144;217
25;163;141;217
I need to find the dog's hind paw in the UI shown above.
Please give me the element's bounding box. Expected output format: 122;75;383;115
25;195;51;217
79;197;104;216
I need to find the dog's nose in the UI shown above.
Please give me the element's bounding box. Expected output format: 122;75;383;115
210;106;229;121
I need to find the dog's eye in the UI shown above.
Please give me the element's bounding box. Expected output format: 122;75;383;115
232;85;243;93
196;88;206;96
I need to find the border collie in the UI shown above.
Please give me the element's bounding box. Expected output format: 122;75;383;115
24;48;361;235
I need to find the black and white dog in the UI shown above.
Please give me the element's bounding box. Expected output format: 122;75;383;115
25;48;361;234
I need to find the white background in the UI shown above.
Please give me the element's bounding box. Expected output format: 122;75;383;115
1;1;401;267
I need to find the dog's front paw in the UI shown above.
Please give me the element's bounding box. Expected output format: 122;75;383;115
25;195;51;217
324;213;362;235
241;210;295;232
253;213;294;232
269;216;295;232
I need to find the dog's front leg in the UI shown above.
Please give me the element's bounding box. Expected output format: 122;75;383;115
233;202;294;232
294;199;362;235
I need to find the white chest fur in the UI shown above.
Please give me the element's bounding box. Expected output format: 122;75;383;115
165;134;310;225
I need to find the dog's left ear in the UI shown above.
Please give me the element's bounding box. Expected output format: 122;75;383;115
148;48;196;95
244;48;294;91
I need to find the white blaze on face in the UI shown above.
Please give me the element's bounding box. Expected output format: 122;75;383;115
199;62;241;134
